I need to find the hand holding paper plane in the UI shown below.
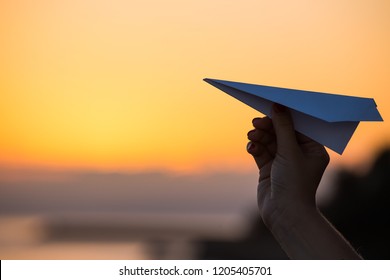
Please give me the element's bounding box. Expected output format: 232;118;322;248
204;78;383;154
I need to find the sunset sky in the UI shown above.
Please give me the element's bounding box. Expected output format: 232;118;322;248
1;0;389;173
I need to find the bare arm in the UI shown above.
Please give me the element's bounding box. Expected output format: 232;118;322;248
247;104;361;259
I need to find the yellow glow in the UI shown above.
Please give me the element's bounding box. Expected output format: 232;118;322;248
1;0;389;173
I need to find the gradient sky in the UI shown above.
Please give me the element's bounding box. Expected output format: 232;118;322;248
1;0;389;173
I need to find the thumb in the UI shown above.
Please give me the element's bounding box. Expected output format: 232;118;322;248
271;103;299;157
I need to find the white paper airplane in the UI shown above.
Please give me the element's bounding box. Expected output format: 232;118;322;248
204;78;383;154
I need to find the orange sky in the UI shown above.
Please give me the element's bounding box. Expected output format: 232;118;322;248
1;0;389;173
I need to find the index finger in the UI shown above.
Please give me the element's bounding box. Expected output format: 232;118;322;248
252;116;273;132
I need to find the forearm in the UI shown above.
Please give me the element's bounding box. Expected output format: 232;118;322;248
267;207;362;260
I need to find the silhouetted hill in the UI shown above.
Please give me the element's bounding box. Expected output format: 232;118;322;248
321;148;390;259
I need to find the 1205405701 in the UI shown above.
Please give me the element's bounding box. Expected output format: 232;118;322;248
212;266;272;276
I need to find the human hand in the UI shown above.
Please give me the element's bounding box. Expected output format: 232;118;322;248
247;103;330;229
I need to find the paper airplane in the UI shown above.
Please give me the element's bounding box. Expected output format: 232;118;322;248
204;78;383;154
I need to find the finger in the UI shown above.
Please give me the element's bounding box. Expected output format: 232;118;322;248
271;103;300;157
247;141;274;169
247;132;275;152
247;128;277;157
253;117;273;131
247;129;275;145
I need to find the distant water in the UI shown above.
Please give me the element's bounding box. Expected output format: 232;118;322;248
0;212;249;259
0;168;334;259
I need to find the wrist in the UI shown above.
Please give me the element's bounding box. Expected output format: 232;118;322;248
263;205;361;259
264;204;320;234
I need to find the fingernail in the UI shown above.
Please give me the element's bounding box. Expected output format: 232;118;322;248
247;129;255;138
246;142;255;152
273;103;286;113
